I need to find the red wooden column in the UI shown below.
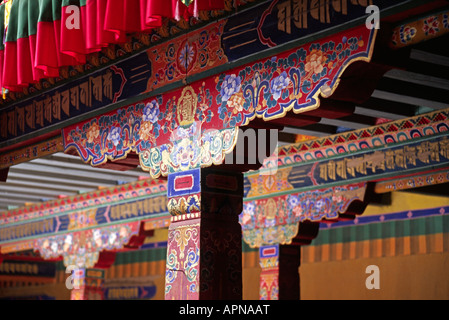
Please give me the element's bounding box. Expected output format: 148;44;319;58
259;244;301;300
258;223;319;300
278;245;301;300
165;167;243;300
259;245;280;300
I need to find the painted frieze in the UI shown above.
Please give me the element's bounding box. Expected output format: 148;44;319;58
0;178;167;223
223;0;397;60
0;52;151;144
0;195;168;245
1;0;408;148
374;169;449;193
262;108;449;170
0;178;169;250
0;0;255;105
63;24;376;177
245;120;449;196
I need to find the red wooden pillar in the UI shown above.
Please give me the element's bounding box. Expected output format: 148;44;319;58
165;167;243;300
259;245;280;300
259;222;319;300
259;244;301;300
278;245;301;300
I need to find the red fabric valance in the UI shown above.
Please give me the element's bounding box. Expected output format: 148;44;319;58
0;0;224;93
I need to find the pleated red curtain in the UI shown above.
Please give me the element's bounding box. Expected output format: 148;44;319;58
0;0;224;92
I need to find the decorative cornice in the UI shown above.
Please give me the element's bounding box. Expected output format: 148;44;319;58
261;108;449;171
0;136;63;169
0;0;256;107
62;24;376;177
0;178;166;223
240;182;367;248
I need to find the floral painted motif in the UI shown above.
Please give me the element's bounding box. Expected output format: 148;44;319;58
138;121;154;141
220;74;242;102
228;92;245;113
399;25;417;44
287;194;299;208
304;49;326;75
390;11;449;49
444;14;449;29
86;122;100;144
142;100;161;123
216;27;373;127
422;16;440;36
270;71;291;100
107;126;122;147
179;42;196;71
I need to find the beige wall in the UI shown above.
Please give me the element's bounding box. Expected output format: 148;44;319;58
300;252;449;300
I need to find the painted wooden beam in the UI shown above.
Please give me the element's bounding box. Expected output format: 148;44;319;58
0;198;28;205
0;185;77;198
2;180;96;193
5;172;105;189
383;69;449;91
410;49;449;67
8;168;119;187
375;77;449;106
371;90;449;109
281;126;332;138
354;105;412;120
0;193;48;202
12;163;138;183
358;97;418;118
319;114;376;130
251;108;449;198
